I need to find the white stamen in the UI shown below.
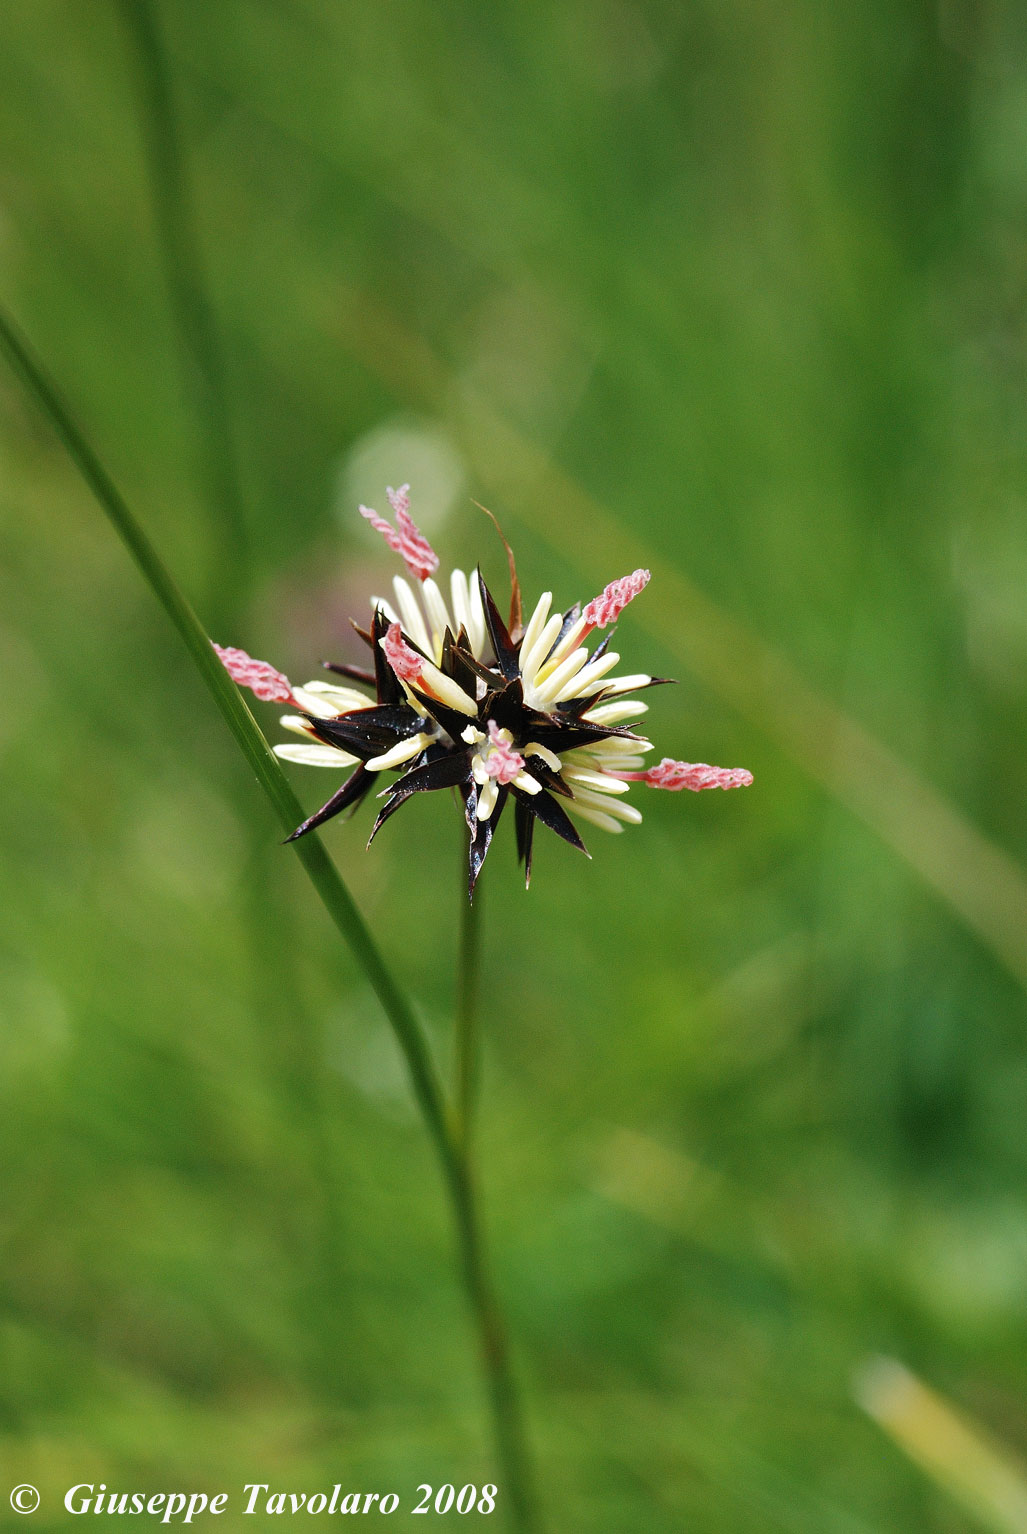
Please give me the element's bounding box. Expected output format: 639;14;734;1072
274;742;359;767
392;575;432;655
531;647;590;707
519;612;563;685
462;724;484;746
570;787;643;822
450;569;471;638
519;592;553;663
566;802;626;834
561;649;621;699
370;595;399;625
419;663;479;716
524;741;562;771
511;771;542;795
581;671;652;698
562;767;631;795
280;714;319;737
585;735;655;754
468;570;488;657
535;613;588;681
476;777;499;821
583;699;649;725
365;732;434;771
301;681;373;712
420;577;453;657
290;685;348;718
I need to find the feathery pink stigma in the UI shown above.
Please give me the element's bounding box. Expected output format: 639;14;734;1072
619;758;753;792
582;568;650;629
359;484;439;582
213;644;295;704
386;484;410;517
382;621;426;684
481;721;525;784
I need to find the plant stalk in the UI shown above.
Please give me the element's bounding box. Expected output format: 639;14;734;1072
449;859;538;1525
450;1151;539;1531
454;860;485;1148
0;306;538;1532
116;0;249;611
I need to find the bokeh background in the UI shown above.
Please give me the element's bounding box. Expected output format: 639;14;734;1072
3;2;1027;1529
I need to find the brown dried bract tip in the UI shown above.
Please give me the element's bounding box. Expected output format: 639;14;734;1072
473;500;523;642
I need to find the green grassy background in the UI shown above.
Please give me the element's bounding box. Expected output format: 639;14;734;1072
3;2;1027;1528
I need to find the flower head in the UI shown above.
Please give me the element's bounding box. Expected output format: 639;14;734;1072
215;486;752;896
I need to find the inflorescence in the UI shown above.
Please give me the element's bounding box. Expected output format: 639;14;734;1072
216;486;752;896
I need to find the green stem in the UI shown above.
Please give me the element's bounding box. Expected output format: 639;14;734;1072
449;861;537;1528
450;1154;539;1532
116;0;249;610
0;306;538;1532
454;857;485;1147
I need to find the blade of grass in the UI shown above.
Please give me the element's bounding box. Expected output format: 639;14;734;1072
116;0;249;612
0;304;538;1532
855;1358;1027;1534
0;300;449;1164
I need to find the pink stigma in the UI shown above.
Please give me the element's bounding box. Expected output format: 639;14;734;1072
582;568;650;630
619;758;754;792
382;621;426;684
359;484;439;582
213;644;295;704
482;721;525;784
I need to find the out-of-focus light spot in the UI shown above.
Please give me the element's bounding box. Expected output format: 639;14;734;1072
337;418;466;539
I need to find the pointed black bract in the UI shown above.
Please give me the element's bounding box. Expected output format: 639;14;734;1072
468;785;507;897
514;798;535;888
454;644;501;689
367;790;410;846
390;750;472;796
523;756;572;798
525;718;640;753
322;660;377;686
285;763;377;841
481;676;527;733
370;606;405;707
441;628;482;701
461;777;480;831
555;693;600;719
515;785;590;855
309;705;426;759
408;686;475;745
366;745;449;845
477;568;520;680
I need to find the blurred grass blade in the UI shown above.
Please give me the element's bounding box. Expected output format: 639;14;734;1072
0;303;451;1169
117;0;249;607
855;1357;1027;1534
0;306;539;1531
328;286;1027;993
